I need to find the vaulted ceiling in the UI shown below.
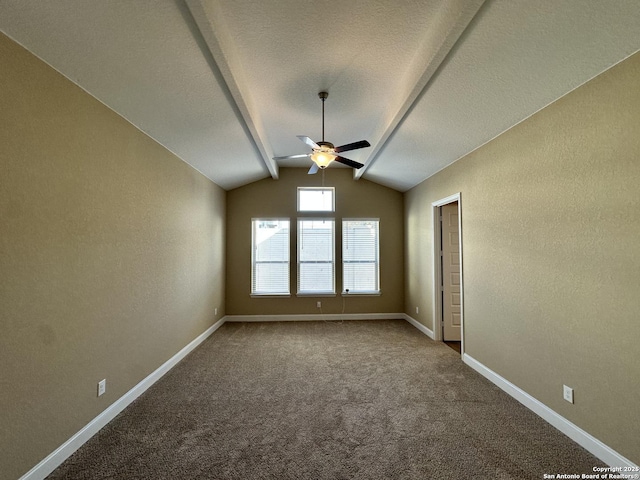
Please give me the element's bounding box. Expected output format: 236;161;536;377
1;1;639;191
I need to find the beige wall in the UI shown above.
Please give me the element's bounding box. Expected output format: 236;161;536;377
226;167;404;315
0;33;226;479
405;51;640;463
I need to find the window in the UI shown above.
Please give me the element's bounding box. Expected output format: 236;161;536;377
298;219;335;294
251;219;290;296
342;219;380;294
298;187;335;212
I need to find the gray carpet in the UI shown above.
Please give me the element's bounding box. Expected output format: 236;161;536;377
47;320;604;479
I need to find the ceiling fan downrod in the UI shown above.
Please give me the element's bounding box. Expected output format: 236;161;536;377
319;91;328;142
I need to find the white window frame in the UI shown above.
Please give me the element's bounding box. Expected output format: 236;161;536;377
342;218;380;295
297;218;335;296
251;218;290;297
297;187;335;212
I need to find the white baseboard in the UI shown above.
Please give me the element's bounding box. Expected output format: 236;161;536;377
463;353;638;469
225;313;405;322
19;317;227;480
402;314;435;339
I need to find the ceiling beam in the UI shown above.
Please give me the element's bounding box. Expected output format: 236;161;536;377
185;0;279;179
355;0;486;180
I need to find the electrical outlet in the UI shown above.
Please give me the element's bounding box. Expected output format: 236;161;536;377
563;385;574;404
214;307;218;315
98;379;106;397
316;301;322;308
415;307;419;314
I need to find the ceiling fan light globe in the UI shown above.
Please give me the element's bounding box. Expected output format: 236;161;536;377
311;151;336;168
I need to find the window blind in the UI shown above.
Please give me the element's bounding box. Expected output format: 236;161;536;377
342;219;380;293
298;219;335;294
251;219;290;295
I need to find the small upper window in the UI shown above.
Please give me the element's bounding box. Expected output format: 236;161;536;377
297;187;335;212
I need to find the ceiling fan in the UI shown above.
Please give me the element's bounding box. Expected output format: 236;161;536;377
273;91;371;174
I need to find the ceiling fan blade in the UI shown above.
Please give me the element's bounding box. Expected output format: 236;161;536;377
334;140;371;153
272;153;311;160
335;156;364;169
308;163;319;175
297;135;320;149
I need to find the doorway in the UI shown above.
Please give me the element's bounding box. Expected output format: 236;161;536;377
432;194;464;356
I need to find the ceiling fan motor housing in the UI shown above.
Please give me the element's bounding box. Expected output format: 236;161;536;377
316;141;335;151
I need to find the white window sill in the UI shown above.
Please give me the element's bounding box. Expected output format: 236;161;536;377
342;291;381;296
296;293;337;297
250;294;291;298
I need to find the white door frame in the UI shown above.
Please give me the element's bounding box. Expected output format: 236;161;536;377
432;193;465;355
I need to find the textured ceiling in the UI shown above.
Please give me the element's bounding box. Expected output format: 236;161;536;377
1;0;639;191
